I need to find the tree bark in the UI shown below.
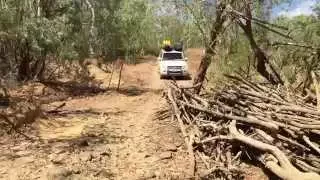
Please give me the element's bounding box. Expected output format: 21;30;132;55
37;58;46;80
17;41;32;81
84;0;95;57
36;0;41;17
0;0;5;9
117;62;123;91
18;59;31;81
108;62;115;89
193;0;227;94
238;0;283;85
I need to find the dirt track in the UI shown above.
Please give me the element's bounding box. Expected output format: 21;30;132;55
0;49;203;180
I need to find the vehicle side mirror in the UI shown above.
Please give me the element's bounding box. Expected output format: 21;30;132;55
184;57;188;61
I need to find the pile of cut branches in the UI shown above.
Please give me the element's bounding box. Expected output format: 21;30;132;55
166;75;320;180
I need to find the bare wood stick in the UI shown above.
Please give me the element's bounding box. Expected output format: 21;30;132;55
229;121;320;180
272;42;320;50
197;151;210;170
272;113;320;123
167;74;320;178
253;21;293;39
311;71;320;111
229;121;291;168
181;101;279;131
237;87;286;105
251;115;302;132
255;128;274;143
0;113;33;141
262;103;320;117
188;133;196;177
295;159;320;173
117;61;124;91
283;128;298;139
170;82;209;107
201;165;244;178
108;62;115;89
168;88;196;177
201;135;233;144
303;136;320;155
179;83;202;90
226;7;289;30
277;134;311;151
225;74;264;92
232;151;242;162
287;120;320;130
311;130;320;136
45;103;66;113
182;111;192;125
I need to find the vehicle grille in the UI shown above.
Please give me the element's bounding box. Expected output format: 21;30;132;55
168;66;182;75
168;66;182;70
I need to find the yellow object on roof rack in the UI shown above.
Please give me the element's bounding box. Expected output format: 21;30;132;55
162;40;171;46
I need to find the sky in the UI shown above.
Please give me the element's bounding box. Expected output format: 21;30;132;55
273;0;318;17
154;0;318;18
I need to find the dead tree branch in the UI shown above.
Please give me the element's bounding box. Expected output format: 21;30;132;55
165;75;320;179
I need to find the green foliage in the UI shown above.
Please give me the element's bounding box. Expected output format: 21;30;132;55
208;25;253;86
1;0;205;65
206;0;320;88
314;2;320;17
0;0;78;60
118;0;157;61
272;15;320;86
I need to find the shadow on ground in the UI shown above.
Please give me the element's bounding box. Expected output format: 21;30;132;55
41;80;107;96
116;86;163;96
161;76;192;81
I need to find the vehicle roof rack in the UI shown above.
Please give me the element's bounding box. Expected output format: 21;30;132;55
174;43;183;52
163;45;173;51
161;42;183;52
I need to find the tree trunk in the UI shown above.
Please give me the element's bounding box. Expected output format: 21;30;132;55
18;59;31;81
1;0;8;9
193;54;211;93
117;62;124;91
108;62;115;89
238;0;283;85
242;26;283;84
37;58;46;81
193;0;227;94
36;0;41;17
84;0;95;57
17;41;32;81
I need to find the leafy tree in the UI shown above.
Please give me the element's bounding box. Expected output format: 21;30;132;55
1;0;184;80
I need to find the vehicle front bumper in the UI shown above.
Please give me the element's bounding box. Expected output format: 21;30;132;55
160;70;189;77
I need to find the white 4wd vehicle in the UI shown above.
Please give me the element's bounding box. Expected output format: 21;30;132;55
158;49;189;79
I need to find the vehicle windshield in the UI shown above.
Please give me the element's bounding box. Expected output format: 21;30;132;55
163;53;183;60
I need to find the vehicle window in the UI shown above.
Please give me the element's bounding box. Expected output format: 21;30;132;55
163;53;183;60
